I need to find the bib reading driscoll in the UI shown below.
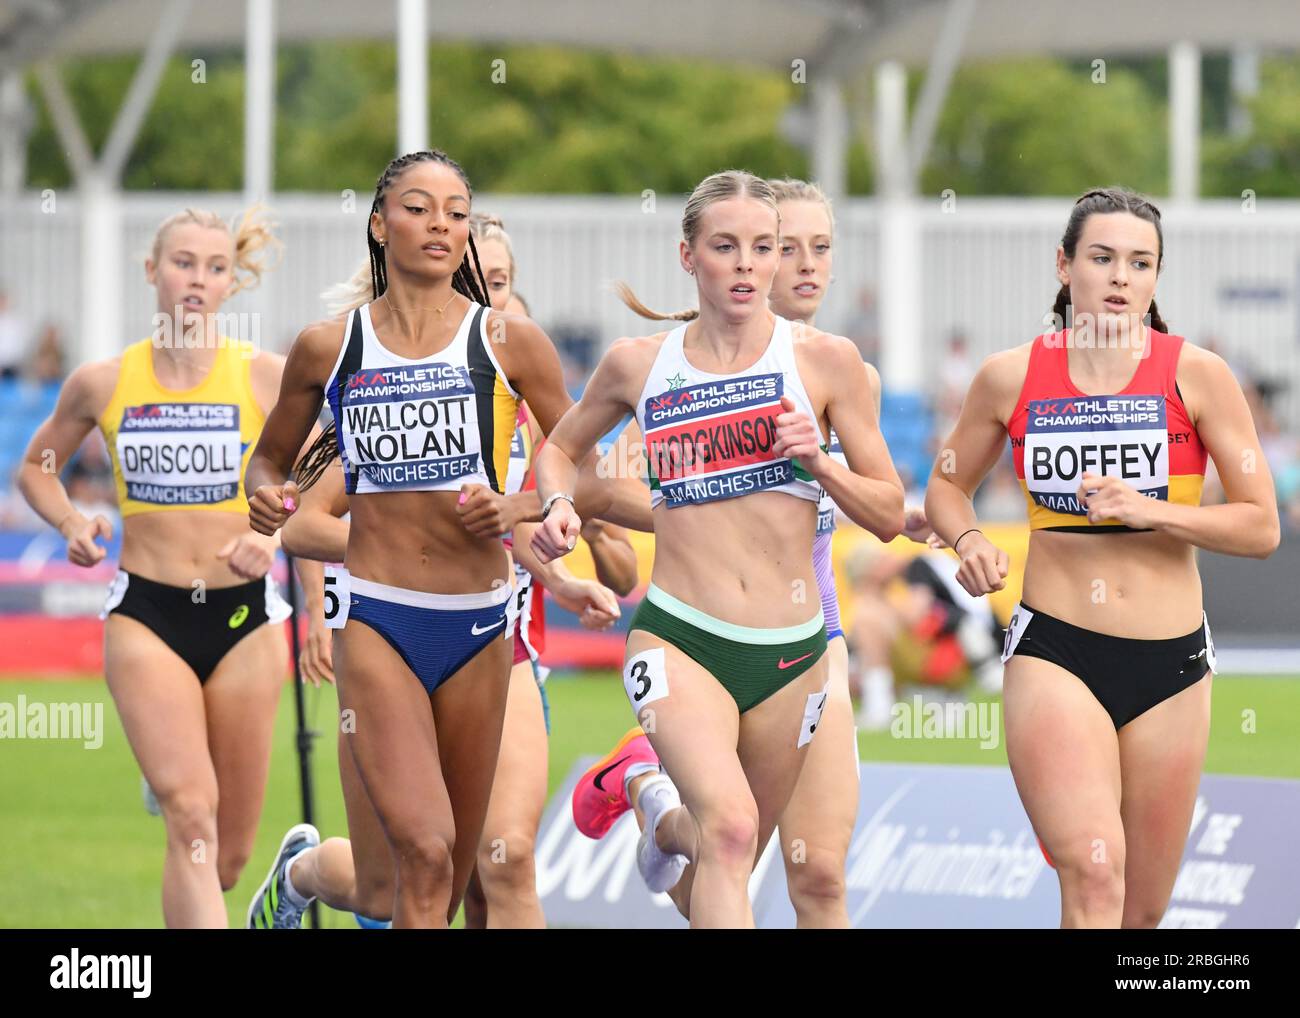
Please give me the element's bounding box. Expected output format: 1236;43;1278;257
1009;327;1206;532
322;299;518;694
629;315;828;713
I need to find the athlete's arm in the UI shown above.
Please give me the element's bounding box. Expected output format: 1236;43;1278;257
458;315;615;536
280;458;350;562
1082;345;1280;558
924;350;1018;596
579;419;653;533
532;338;648;562
792;334;904;541
16;361;117;567
245;321;339;534
581;518;639;597
292;556;335;686
512;521;620;629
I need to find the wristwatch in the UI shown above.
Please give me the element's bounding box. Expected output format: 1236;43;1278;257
541;492;576;520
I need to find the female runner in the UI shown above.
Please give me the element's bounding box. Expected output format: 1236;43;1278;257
244;151;610;928
18;207;307;928
925;187;1280;927
532;170;904;928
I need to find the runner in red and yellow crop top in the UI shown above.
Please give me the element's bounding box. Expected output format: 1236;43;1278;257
1008;326;1207;533
926;188;1280;930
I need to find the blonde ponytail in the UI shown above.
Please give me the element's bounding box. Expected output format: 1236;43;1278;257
322;258;374;317
614;282;699;322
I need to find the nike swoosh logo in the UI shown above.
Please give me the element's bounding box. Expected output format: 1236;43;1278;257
471;616;506;636
778;651;815;670
593;755;630;793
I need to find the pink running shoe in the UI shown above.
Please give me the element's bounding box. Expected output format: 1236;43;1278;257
571;727;659;839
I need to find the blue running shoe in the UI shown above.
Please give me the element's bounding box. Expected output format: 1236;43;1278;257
246;823;320;929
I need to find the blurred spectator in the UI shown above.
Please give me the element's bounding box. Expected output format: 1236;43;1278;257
974;451;1026;521
935;330;976;435
844;541;1003;732
0;288;28;379
27;322;65;383
842;285;880;367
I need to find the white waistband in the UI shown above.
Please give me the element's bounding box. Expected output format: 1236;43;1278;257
347;571;512;610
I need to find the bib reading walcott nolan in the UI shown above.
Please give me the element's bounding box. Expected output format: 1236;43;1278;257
325;301;519;495
1008;329;1207;533
633;316;823;509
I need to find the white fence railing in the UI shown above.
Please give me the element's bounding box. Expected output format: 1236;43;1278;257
2;193;1297;423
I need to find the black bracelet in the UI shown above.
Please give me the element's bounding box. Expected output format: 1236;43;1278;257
953;528;982;554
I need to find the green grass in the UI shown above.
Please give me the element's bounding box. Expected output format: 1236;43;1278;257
2;672;1297;928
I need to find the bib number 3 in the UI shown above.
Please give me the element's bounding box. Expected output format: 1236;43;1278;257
622;647;668;711
323;566;351;630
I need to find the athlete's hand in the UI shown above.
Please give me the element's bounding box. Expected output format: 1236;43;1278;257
532;498;581;562
61;512;112;568
901;505;937;545
217;531;277;580
772;396;825;474
299;613;335;687
249;480;299;536
456;484;518;539
553;577;621;631
954;531;1009;597
1077;472;1158;529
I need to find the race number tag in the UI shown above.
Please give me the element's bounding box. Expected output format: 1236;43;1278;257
797;688;829;748
1203;612;1218;673
623;647;668;710
323;565;351;629
1000;605;1035;663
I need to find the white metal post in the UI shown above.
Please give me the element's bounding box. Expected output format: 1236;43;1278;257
1169;41;1201;203
244;0;275;203
397;0;428;154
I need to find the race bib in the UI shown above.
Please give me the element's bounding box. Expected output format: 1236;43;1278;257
1001;604;1035;663
338;363;480;489
642;371;794;508
116;403;241;505
1023;394;1169;517
797;688;829;748
1203;612;1217;673
623;647;668;710
323;565;351;629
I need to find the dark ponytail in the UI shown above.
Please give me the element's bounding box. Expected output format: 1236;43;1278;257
294;149;492;491
1051;186;1168;334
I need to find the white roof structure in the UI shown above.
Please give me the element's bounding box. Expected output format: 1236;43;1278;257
1;0;1293;380
4;0;1298;70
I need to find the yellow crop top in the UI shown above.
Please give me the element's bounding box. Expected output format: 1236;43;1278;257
98;339;264;518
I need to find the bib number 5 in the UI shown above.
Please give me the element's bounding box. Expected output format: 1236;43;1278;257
323;566;351;630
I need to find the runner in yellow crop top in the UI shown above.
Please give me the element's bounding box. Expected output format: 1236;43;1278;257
16;206;320;929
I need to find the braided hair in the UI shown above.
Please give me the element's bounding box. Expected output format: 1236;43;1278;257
1051;186;1169;334
294;150;491;491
